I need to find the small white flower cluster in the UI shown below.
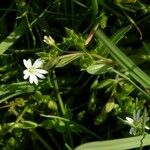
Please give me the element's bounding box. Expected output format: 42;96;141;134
125;109;149;135
23;58;48;85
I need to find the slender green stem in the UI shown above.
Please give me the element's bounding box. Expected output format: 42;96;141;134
53;70;66;116
111;69;150;99
25;14;36;46
9;106;28;132
40;114;102;140
65;143;73;150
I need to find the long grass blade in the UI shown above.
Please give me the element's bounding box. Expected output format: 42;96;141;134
97;25;131;56
75;134;150;150
95;29;150;89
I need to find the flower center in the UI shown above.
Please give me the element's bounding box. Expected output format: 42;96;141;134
28;67;36;74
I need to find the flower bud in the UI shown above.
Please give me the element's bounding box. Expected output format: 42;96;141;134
43;35;55;46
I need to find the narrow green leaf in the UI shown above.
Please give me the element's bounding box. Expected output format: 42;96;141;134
95;29;150;89
97;25;131;56
143;42;150;55
75;134;150;150
91;0;98;16
56;53;83;68
94;79;114;89
40;114;102;140
0;82;35;103
110;25;132;44
8;121;39;129
0;21;27;55
111;69;150;99
0;5;48;55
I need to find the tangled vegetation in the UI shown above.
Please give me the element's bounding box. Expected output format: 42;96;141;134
0;0;150;149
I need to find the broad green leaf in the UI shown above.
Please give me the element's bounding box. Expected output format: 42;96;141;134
75;134;150;150
95;29;150;89
86;64;111;75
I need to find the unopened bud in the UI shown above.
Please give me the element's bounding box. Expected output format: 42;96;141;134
43;35;55;46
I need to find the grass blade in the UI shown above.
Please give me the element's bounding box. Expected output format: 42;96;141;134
75;134;150;150
97;25;131;56
95;29;150;89
0;21;27;55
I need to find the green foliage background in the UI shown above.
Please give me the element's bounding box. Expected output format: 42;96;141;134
0;0;150;149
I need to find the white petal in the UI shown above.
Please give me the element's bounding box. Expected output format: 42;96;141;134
29;74;36;84
44;36;47;40
33;75;38;85
145;126;150;130
126;117;134;125
36;69;48;74
29;74;38;85
27;59;32;68
23;69;29;75
23;59;32;68
23;70;30;79
24;73;30;79
129;127;136;135
33;59;43;68
23;59;28;68
35;72;45;79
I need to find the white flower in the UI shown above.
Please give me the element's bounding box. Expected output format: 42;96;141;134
126;117;134;125
125;109;150;135
23;59;48;85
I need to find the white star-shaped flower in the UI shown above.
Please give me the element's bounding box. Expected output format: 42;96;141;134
23;59;48;85
125;110;150;135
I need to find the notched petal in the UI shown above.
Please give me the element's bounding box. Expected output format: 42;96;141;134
36;69;48;74
27;59;32;68
33;75;38;85
23;69;29;74
35;72;45;79
29;74;34;84
23;59;28;68
24;73;30;79
33;59;43;68
126;117;134;125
